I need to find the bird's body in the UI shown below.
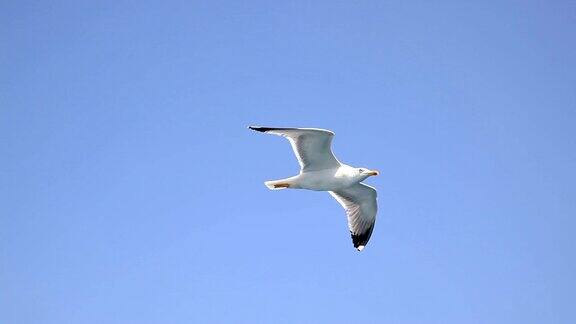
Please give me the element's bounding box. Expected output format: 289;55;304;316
249;126;380;251
269;165;362;191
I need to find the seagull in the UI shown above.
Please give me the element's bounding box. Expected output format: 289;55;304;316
248;126;380;251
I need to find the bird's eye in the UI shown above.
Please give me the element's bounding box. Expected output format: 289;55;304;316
359;169;364;173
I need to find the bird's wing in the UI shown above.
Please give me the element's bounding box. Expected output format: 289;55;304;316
249;126;341;172
329;183;378;251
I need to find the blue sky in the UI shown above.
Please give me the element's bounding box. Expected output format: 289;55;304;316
1;1;575;323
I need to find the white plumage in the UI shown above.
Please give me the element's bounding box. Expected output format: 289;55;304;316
249;126;380;251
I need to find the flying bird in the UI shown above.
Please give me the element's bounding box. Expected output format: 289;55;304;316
248;126;379;251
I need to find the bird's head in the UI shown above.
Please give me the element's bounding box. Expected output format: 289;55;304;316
356;167;379;180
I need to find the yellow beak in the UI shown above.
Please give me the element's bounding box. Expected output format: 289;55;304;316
367;170;379;176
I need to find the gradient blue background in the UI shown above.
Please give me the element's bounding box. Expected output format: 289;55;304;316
2;1;575;323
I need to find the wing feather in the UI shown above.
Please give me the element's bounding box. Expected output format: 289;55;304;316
329;183;378;251
249;126;341;172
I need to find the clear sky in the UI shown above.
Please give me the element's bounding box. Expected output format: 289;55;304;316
1;1;575;323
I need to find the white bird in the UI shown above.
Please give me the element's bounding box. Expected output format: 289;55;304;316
249;126;380;251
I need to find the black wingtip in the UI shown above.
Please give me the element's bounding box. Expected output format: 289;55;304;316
248;126;274;133
351;228;374;251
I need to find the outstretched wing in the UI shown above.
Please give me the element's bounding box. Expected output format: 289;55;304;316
249;126;341;172
329;183;378;251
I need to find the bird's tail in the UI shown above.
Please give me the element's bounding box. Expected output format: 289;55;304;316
264;179;292;190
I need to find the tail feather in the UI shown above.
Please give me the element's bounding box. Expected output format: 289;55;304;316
264;180;290;190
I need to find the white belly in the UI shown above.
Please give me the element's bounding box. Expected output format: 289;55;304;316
294;168;356;191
